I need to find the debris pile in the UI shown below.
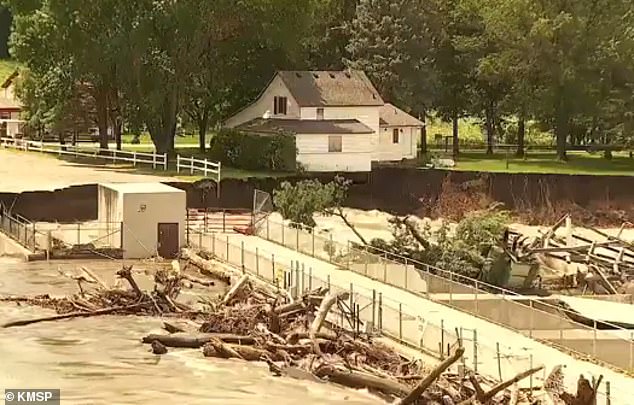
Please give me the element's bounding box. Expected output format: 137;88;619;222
0;248;605;404
508;215;634;295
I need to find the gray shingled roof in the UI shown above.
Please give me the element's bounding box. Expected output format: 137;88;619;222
277;70;384;107
379;103;424;127
235;118;374;135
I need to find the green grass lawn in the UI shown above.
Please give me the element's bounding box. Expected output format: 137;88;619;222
121;133;201;146
0;59;19;82
447;151;634;176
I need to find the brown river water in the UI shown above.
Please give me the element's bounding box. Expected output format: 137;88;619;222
0;258;380;405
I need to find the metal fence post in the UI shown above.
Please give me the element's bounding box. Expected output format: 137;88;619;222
301;263;305;293
593;320;597;357
266;217;270;240
349;283;354;310
199;231;203;250
153;152;157;169
529;354;534;393
177;156;180;173
378;292;383;332
311;231;315;257
496;342;502;380
190;157;194;174
164;153;168;170
255;247;260;276
372;289;376;331
211;233;215;255
327;274;331;290
133;151;137;166
606;381;611;405
226;235;229;261
77;222;81;245
399;303;403;340
473;329;478;373
440;319;445;359
308;267;312;290
272;254;276;283
241;241;245;273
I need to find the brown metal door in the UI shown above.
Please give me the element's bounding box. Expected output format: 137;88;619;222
157;223;179;259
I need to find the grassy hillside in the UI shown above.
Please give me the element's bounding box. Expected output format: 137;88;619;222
0;59;19;82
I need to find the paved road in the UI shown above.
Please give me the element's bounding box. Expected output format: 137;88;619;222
0;149;181;193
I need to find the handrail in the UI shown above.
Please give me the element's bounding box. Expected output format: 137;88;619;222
260;216;634;366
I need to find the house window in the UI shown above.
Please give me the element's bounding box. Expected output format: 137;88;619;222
273;96;287;115
328;135;342;153
392;128;400;144
0;112;10;120
316;108;324;120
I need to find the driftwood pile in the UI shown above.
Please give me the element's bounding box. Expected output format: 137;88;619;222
509;215;634;295
0;249;601;404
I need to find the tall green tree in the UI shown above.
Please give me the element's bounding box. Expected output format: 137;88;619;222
347;0;441;154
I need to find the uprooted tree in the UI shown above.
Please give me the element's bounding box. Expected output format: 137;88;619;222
369;209;515;287
273;176;368;245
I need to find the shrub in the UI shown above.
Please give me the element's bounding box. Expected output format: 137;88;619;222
209;128;296;171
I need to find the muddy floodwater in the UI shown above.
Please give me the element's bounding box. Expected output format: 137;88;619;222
0;258;380;404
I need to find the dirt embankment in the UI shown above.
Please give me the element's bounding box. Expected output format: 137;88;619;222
1;168;632;227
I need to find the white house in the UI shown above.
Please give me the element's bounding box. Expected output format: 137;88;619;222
0;70;24;139
224;70;423;172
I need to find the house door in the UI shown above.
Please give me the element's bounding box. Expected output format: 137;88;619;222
157;223;179;259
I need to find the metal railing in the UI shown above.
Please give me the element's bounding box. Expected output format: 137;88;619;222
254;216;634;373
176;155;221;181
1;137;168;170
186;228;620;404
0;205;37;251
186;208;253;234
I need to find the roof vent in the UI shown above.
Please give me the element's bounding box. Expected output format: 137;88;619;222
313;73;319;79
329;73;336;79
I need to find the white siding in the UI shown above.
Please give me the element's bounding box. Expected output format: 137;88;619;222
300;106;381;159
377;126;421;161
224;75;300;127
296;133;372;172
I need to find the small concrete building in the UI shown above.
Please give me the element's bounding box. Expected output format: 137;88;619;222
98;183;186;259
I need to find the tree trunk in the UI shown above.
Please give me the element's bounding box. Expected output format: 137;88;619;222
420;109;427;155
95;87;109;150
516;114;525;158
198;109;209;152
114;118;122;151
555;93;568;161
485;103;495;155
452;111;459;159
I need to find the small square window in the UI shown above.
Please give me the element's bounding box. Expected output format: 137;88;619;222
328;135;342;152
392;128;400;144
316;108;324;120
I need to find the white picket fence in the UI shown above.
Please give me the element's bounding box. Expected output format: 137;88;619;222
176;155;221;182
0;137;168;170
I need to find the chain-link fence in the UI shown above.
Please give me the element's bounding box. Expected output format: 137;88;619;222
255;216;634;373
188;229;622;403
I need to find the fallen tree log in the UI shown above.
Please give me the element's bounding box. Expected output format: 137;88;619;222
222;275;250;305
397;346;465;405
203;341;281;361
142;333;256;348
315;365;410;397
181;248;231;284
310;291;349;359
3;303;146;328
